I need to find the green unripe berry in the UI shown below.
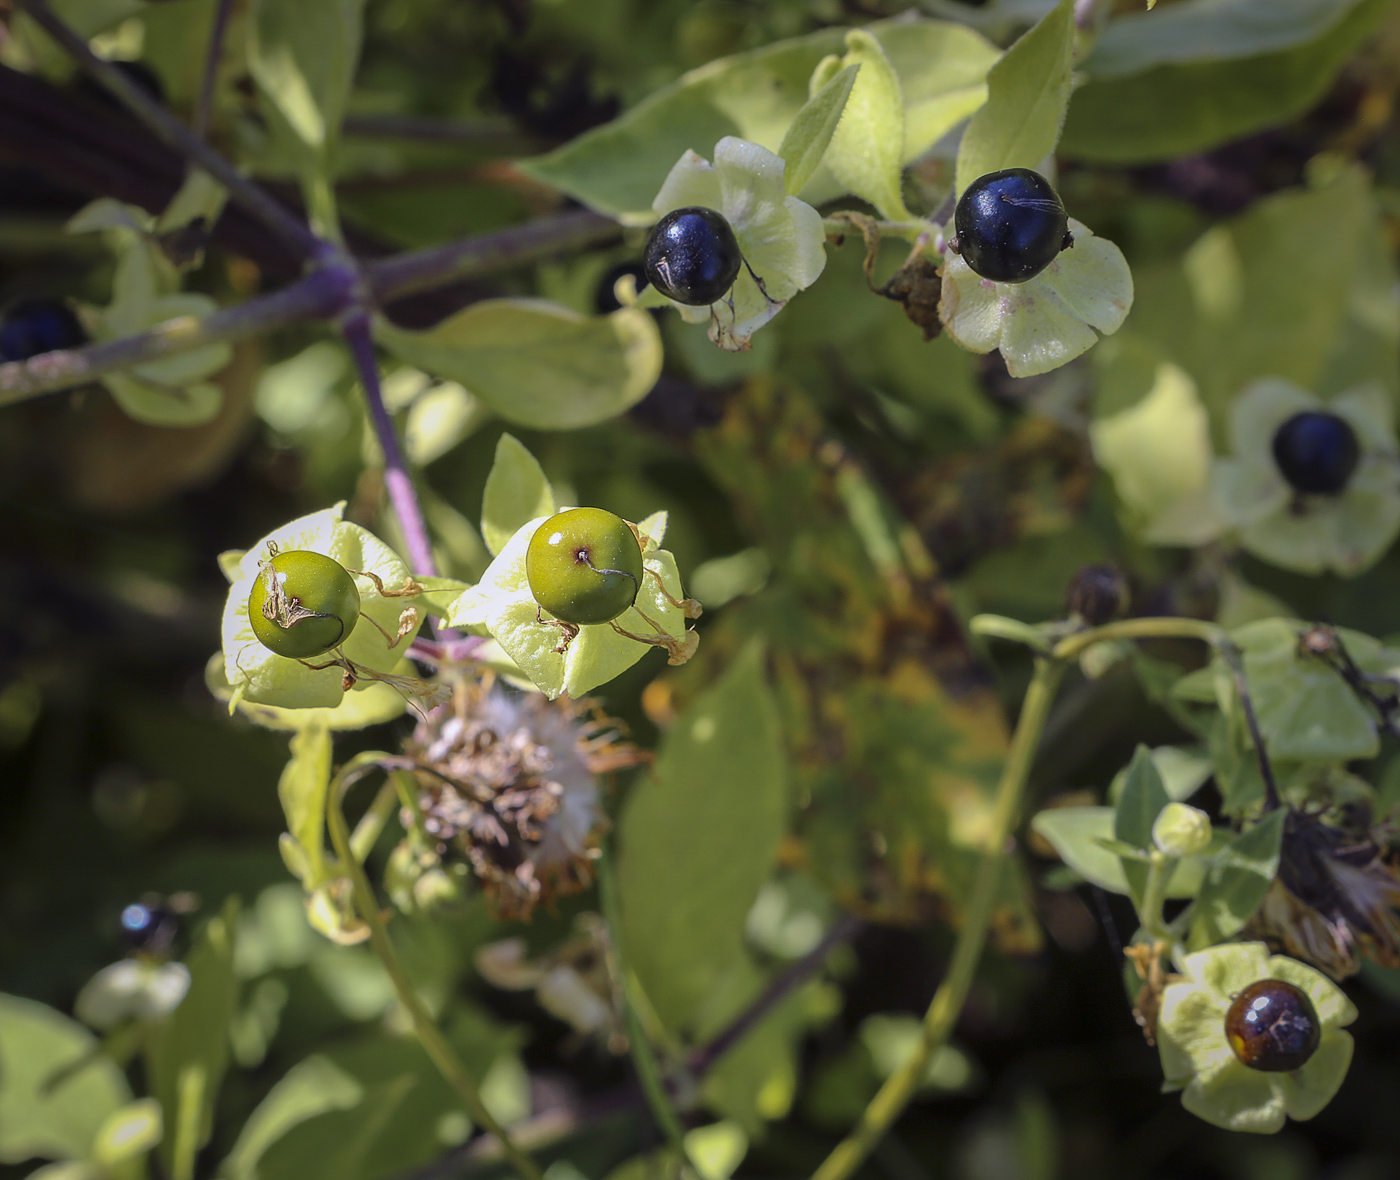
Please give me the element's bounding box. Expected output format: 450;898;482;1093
526;508;644;626
248;549;361;659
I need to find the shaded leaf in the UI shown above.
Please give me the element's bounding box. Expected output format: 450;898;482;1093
1031;806;1216;898
1114;745;1169;909
1187;807;1285;950
377;302;662;431
616;644;787;1033
277;723;332;888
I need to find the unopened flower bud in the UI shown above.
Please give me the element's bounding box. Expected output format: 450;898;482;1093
1152;802;1212;858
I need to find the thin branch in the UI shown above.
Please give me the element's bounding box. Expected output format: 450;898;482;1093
0;211;620;402
0;267;355;402
342;112;542;150
686;913;860;1078
1215;637;1281;812
14;0;321;260
342;313;438;577
194;0;235;140
366;208;619;303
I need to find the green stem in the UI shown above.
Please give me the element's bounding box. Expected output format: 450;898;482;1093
326;774;545;1180
1138;852;1172;939
1052;617;1222;662
820;215;939;245
808;655;1067;1180
597;848;699;1177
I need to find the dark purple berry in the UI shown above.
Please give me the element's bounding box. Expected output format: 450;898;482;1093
1225;979;1321;1072
1271;411;1359;496
119;900;179;955
952;168;1070;284
643;207;742;306
0;299;87;362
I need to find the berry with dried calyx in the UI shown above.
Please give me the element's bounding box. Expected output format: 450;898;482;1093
248;549;361;659
526;508;644;626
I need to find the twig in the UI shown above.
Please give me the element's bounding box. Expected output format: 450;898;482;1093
686;913;860;1078
194;0;235;140
365;208;619;303
14;0;321;260
1215;636;1281;812
327;767;546;1180
0;210;620;402
597;849;698;1175
342;313;438;578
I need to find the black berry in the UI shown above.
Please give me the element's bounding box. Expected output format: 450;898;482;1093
1271;411;1360;495
1224;979;1321;1072
0;299;87;361
1065;564;1129;625
643;207;743;306
119;900;179;955
952;168;1070;284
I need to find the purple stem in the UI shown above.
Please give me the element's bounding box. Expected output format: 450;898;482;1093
407;636;488;665
341;313;438;578
194;0;236;141
686;913;861;1077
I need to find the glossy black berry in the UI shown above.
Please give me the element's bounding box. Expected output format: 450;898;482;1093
643;207;743;306
1225;979;1321;1072
953;168;1070;284
1065;564;1129;625
119;900;179;955
1271;411;1360;496
0;299;87;361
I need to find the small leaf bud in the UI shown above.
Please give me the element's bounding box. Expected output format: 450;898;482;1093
1152;802;1212;858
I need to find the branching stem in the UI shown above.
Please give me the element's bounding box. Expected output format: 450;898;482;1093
326;769;545;1180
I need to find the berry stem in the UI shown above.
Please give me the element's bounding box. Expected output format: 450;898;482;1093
341;313;438;579
194;0;235;141
808;655;1066;1180
326;767;547;1180
13;0;321;261
597;847;701;1177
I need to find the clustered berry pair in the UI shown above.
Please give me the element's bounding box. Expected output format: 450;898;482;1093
249;509;643;660
639;167;1077;309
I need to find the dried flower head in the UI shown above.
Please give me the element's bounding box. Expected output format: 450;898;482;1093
404;679;644;919
1244;806;1400;979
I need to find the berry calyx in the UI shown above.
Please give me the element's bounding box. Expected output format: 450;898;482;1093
1224;979;1321;1072
1271;411;1360;496
643;207;743;306
248;549;361;660
526;508;644;626
952;168;1071;284
0;299;87;361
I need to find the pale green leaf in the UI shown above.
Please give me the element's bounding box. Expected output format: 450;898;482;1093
1031;807;1214;898
247;0;365;151
778;64;859;197
1187;808;1285;950
277;724;332;887
481;435;556;557
377;301;662;431
517;20;998;219
220;1056;363;1180
1115;745;1169;909
955;0;1075;196
819;32;910;220
1062;0;1389;162
617;644;787;1033
0;994;131;1164
204;654;408;733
